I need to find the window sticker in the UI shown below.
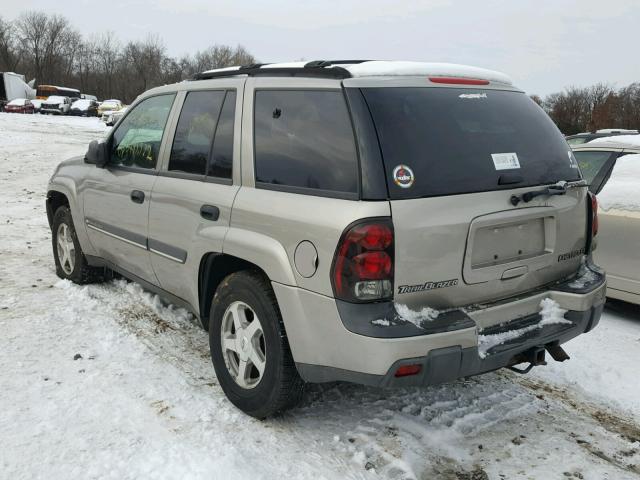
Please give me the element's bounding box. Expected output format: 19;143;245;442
491;152;521;170
393;164;415;188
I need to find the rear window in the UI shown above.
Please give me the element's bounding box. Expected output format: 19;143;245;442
360;87;581;199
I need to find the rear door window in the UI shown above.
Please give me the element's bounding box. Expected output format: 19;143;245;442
169;91;226;175
253;90;358;196
360;87;582;199
208;91;236;179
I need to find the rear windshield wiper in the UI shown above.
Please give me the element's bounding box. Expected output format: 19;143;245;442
510;180;586;206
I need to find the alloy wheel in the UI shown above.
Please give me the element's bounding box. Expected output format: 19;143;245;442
220;301;266;389
56;223;75;275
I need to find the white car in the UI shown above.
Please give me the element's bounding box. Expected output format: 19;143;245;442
595;128;638;135
97;99;123;116
101;106;127;126
40;95;72;115
30;99;44;113
572;138;640;305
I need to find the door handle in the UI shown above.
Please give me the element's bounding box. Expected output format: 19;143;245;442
130;190;145;204
200;205;220;221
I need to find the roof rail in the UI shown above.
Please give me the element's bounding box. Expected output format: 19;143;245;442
192;60;372;81
238;63;271;70
304;59;371;68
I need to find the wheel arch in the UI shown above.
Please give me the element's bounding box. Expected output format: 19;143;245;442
198;253;273;331
46;189;70;228
46;180;96;257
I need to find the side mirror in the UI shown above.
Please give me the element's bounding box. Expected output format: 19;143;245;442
84;140;108;168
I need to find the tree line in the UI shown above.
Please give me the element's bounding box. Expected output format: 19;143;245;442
532;83;640;135
1;10;638;132
0;11;255;103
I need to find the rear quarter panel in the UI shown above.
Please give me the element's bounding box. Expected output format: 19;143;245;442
228;188;390;295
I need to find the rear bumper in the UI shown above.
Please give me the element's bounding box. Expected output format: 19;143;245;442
298;302;603;388
274;263;606;386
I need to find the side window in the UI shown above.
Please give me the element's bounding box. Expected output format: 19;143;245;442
169;90;225;175
253;90;358;194
109;94;175;170
208;91;236;179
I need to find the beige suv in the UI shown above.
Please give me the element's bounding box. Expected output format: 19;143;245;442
46;61;606;418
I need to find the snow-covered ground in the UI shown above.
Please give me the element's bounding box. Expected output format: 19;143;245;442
1;113;639;480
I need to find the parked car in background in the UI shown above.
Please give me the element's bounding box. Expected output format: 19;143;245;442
30;99;44;113
46;60;605;418
97;99;123;116
3;98;35;114
41;96;72;115
70;99;99;117
101;106;127;126
566;129;639;146
572;138;640;305
81;93;98;101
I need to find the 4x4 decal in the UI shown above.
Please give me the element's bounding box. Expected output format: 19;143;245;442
398;278;458;294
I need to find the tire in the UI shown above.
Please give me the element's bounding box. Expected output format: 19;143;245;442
209;271;304;418
51;206;104;284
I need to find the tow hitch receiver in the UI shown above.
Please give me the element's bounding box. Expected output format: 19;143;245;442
546;344;570;362
507;347;547;374
507;344;571;374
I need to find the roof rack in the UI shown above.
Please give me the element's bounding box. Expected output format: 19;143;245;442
192;60;371;81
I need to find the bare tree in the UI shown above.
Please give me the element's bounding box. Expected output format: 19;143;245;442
119;35;167;101
16;11;48;81
4;9;257;102
530;94;543;107
0;16;20;72
94;31;120;99
16;11;78;85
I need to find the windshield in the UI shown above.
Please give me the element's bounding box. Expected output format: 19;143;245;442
46;96;65;103
360;87;581;199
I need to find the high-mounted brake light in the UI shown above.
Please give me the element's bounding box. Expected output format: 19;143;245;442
429;76;490;86
332;219;394;302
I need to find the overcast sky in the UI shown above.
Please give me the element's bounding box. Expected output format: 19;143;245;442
4;0;638;95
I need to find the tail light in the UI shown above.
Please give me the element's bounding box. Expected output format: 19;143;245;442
590;192;599;237
331;218;394;302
